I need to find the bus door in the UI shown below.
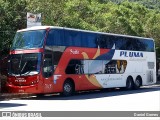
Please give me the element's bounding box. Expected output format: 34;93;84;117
42;53;54;93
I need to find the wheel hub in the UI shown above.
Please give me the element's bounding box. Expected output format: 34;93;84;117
64;83;71;92
135;80;140;86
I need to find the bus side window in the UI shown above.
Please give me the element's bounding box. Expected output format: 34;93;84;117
43;54;53;78
65;60;83;74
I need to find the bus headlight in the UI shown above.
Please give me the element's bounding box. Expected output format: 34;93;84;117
8;81;13;85
31;80;39;85
7;79;13;85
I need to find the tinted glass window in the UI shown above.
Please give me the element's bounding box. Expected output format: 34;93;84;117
104;60;127;74
46;29;154;52
65;59;127;74
65;30;81;46
12;30;46;50
142;39;154;52
115;37;127;50
8;53;41;76
81;32;98;48
43;53;53;78
46;29;64;46
98;35;115;49
115;36;154;52
65;60;83;74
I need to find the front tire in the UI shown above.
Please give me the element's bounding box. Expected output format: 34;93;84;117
62;80;74;96
126;77;134;90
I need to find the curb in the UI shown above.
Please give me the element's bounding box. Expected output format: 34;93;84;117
0;93;31;101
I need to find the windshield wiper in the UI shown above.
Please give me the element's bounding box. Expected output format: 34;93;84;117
21;70;31;76
21;61;27;74
21;71;38;76
20;61;33;76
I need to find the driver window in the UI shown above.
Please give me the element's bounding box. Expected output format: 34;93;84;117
43;54;53;78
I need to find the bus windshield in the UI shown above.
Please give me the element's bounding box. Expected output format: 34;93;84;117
8;53;41;76
11;30;46;50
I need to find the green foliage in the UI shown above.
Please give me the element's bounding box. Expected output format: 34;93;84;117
0;0;160;58
0;0;27;50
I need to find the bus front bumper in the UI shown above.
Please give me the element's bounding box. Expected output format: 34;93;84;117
6;84;42;94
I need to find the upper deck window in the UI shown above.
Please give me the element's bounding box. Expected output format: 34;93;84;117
11;30;46;50
46;28;154;52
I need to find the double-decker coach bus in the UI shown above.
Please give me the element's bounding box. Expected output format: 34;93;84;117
7;26;156;96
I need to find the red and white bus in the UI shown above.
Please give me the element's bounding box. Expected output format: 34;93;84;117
7;26;156;96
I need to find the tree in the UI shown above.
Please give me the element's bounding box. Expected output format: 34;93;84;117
144;11;160;58
26;0;66;26
0;0;27;50
0;0;160;57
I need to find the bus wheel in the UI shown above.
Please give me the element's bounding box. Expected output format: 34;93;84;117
134;77;141;89
126;77;134;90
62;80;74;96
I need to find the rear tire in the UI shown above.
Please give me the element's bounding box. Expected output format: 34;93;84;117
126;77;134;90
134;77;141;89
62;80;74;96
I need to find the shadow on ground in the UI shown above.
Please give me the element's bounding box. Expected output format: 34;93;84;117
0;103;26;108
20;85;160;101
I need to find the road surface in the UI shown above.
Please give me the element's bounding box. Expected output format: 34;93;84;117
0;85;159;111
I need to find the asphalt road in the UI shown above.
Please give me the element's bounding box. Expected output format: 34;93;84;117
0;85;160;111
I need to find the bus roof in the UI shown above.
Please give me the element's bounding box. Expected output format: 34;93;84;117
17;26;153;40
